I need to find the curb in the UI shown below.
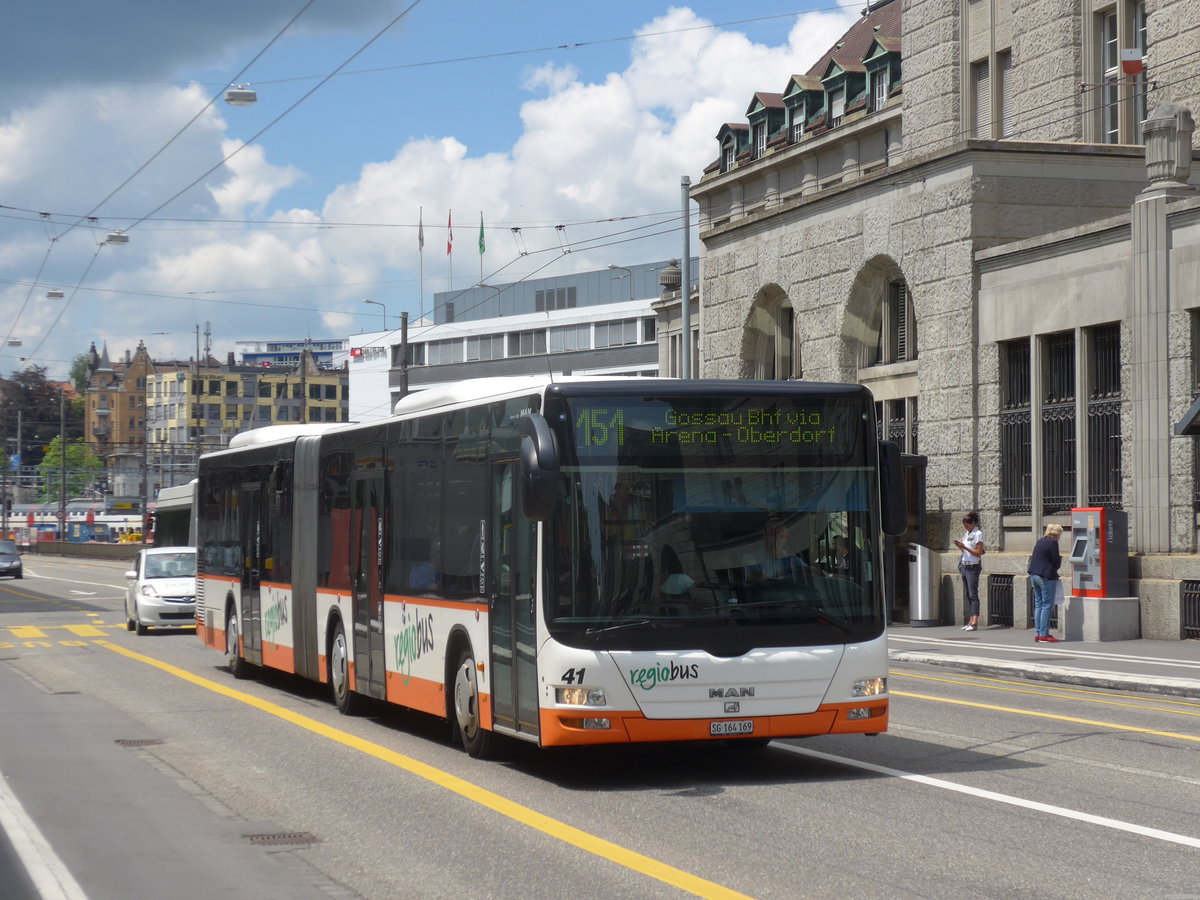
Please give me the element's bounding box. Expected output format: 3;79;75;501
889;651;1200;700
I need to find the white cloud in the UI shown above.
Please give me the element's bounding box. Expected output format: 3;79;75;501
208;140;303;218
1;4;861;376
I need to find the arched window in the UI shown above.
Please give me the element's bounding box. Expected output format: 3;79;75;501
744;291;799;380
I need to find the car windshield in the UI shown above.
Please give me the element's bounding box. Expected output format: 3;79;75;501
145;553;196;579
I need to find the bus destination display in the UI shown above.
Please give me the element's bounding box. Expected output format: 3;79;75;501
574;403;848;450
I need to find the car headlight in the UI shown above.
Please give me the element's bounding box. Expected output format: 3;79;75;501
555;686;607;707
852;677;887;697
139;584;161;599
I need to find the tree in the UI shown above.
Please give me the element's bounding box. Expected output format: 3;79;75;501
2;365;84;468
37;437;102;503
69;354;90;396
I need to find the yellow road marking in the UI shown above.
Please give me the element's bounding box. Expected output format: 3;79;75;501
892;690;1200;743
892;669;1200;716
64;624;107;637
10;626;47;639
98;640;751;900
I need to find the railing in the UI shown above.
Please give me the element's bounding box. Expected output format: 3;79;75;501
1182;581;1200;640
988;574;1014;627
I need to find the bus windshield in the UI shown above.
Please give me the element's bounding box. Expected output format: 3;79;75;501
546;391;883;653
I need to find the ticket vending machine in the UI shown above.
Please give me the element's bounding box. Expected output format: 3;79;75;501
1068;507;1128;599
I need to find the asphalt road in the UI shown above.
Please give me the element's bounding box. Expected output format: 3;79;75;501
2;555;1199;899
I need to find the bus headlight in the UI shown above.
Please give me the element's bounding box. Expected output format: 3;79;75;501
852;677;887;697
555;686;607;707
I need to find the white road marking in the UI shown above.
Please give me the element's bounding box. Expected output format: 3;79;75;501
776;743;1200;850
0;766;90;899
889;633;1200;674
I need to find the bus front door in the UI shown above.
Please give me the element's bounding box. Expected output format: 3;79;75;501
350;474;386;700
239;484;264;666
490;461;539;739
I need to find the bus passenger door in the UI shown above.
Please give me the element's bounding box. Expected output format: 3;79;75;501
350;474;386;699
238;483;264;666
490;461;538;739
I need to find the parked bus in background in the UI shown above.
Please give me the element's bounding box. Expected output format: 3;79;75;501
153;480;196;548
195;376;905;758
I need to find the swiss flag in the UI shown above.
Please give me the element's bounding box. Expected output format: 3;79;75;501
1121;49;1145;76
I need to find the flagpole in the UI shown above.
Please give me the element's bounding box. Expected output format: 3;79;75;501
418;206;425;321
447;209;454;296
479;211;484;283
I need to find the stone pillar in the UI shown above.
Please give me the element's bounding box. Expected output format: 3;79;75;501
1129;104;1195;553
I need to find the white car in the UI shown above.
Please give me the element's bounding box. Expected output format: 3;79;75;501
125;547;197;635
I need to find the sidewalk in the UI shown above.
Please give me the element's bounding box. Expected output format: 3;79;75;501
887;623;1200;698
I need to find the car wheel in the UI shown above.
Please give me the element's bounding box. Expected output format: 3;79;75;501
329;620;366;715
451;645;497;759
125;598;136;632
134;599;148;636
226;607;253;679
14;569;21;579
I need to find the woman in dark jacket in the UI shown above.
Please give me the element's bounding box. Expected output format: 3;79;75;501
1028;523;1064;642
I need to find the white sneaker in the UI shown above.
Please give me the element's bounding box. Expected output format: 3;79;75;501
961;624;976;631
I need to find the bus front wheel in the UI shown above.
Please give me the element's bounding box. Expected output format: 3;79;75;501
451;647;496;759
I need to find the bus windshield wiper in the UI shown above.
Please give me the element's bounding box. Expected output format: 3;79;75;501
585;618;658;636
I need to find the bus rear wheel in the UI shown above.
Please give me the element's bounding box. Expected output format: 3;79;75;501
451;647;496;759
329;620;367;715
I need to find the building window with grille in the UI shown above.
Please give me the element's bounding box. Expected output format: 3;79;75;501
998;51;1014;137
1086;323;1122;507
973;59;991;138
1042;332;1077;513
883;397;919;453
875;279;916;365
466;334;506;361
869;68;888;112
789;103;805;141
507;330;546;357
1096;2;1148;144
751;122;766;159
828;87;845;127
534;286;576;312
1000;339;1032;515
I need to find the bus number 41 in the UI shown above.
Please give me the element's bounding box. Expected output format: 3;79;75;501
560;668;586;684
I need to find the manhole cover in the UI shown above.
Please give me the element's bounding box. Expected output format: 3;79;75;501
244;832;321;847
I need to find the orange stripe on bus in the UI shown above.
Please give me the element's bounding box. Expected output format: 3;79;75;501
262;641;295;674
538;700;888;747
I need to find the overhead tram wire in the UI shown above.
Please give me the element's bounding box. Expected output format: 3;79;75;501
8;0;425;372
50;0;322;244
120;0;427;235
0;202;680;236
3;0;320;368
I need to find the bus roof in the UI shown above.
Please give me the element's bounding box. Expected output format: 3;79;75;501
155;480;196;511
226;424;337;450
391;375;675;417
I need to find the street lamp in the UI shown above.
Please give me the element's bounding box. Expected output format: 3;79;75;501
607;265;633;301
361;299;389;330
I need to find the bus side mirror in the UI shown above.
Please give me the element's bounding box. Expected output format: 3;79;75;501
878;440;907;537
518;413;558;522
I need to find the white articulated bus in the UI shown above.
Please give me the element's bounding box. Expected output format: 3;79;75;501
196;376;905;757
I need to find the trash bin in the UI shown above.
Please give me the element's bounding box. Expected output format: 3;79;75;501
908;543;940;626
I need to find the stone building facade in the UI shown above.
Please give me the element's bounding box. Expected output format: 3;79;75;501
689;0;1200;637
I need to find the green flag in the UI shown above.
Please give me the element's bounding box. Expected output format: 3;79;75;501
478;212;485;254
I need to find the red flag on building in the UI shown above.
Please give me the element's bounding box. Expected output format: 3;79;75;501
447;210;453;255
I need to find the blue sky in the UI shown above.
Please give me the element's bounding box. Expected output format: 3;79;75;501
0;1;862;378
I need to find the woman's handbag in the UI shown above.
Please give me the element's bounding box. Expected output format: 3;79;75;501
1052;580;1066;605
